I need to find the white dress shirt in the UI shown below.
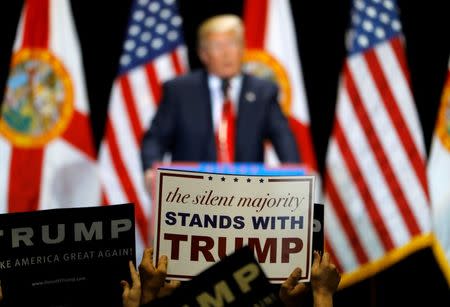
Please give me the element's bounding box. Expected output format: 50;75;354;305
207;74;243;132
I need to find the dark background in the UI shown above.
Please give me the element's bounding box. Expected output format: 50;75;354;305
0;0;449;305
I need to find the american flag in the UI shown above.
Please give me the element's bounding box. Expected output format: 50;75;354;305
98;0;187;260
324;0;431;287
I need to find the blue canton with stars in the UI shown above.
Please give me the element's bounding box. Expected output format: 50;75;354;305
118;0;184;75
348;0;402;55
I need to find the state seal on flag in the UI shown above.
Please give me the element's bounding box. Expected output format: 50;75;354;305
243;49;291;116
437;82;450;152
0;49;73;148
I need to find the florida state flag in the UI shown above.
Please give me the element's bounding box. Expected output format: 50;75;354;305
0;0;100;213
428;59;450;286
243;0;317;171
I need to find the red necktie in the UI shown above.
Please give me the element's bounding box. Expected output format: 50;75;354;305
216;79;235;162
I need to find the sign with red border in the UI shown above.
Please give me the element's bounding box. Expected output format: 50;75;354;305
153;168;315;283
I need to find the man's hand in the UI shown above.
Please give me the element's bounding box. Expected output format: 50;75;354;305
311;251;341;307
121;261;141;307
139;247;168;305
0;280;3;303
279;267;310;307
158;279;181;298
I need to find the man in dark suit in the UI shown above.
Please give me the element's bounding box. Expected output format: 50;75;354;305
141;14;299;188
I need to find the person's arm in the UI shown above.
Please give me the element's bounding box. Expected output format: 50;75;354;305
141;82;176;192
264;83;300;163
121;261;141;307
0;280;3;303
311;251;341;307
279;267;309;307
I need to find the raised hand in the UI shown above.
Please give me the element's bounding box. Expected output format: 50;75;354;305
311;251;341;307
279;267;310;307
121;261;141;307
138;247;168;304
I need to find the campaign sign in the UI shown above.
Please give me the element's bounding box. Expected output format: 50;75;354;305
149;162;311;243
154;169;315;283
149;246;283;307
0;204;135;306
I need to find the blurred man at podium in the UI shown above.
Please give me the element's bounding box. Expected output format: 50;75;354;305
141;14;299;191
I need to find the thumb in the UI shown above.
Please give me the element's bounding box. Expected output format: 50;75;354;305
121;280;130;296
290;282;309;297
167;280;181;289
279;267;302;297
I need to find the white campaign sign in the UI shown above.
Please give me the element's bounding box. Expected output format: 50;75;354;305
153;168;315;283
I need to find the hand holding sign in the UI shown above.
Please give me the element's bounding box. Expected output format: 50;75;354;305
279;268;310;307
121;261;141;307
139;248;167;304
311;251;341;306
139;247;180;304
279;251;341;307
